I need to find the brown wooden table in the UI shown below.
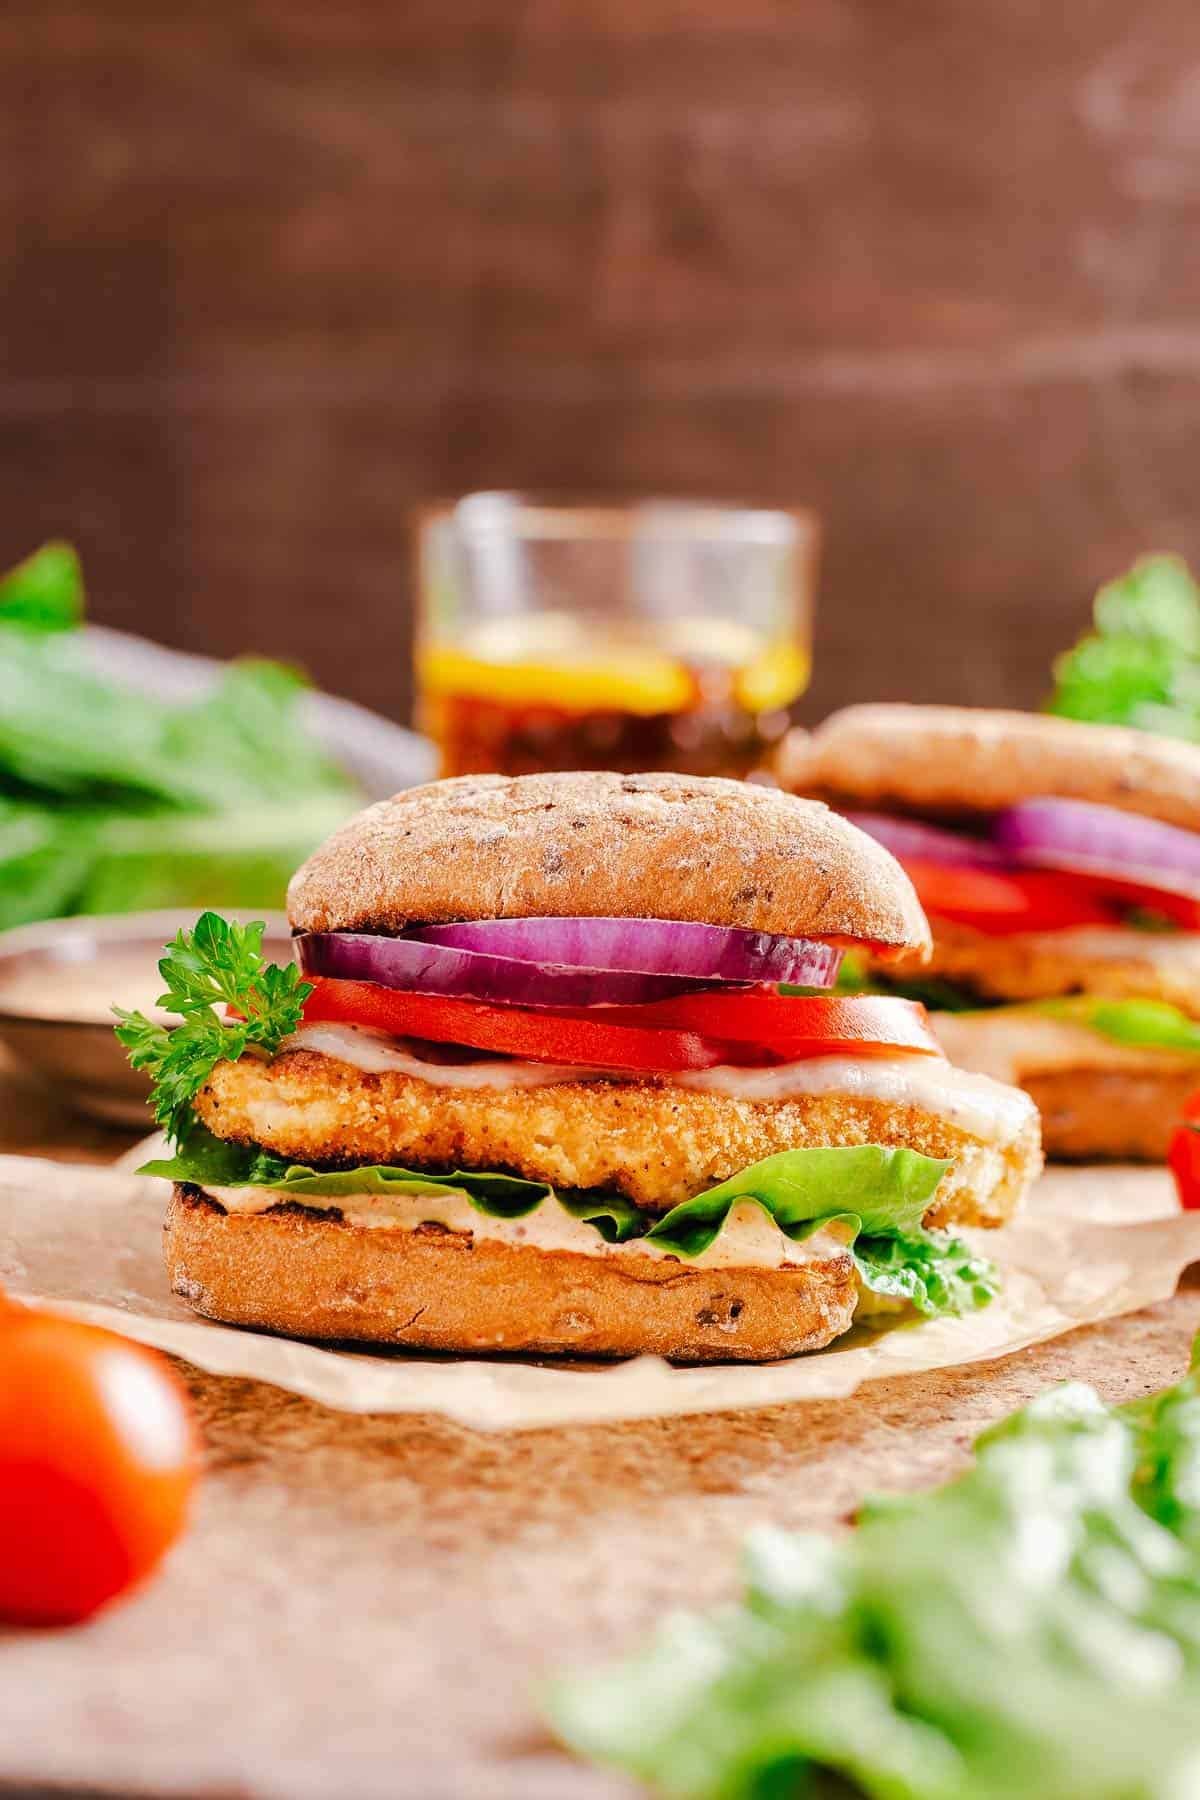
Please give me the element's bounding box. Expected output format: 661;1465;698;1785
2;1046;1198;1800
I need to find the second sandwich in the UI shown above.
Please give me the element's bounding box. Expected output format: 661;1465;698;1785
787;704;1200;1159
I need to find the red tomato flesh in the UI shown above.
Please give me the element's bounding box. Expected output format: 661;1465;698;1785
592;991;942;1055
902;858;1200;936
902;860;1120;934
300;977;941;1068
302;977;726;1070
1060;874;1200;932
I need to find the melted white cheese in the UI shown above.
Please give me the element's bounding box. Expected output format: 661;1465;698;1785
1015;926;1200;970
282;1024;1032;1146
284;1023;599;1088
932;1009;1200;1086
674;1056;1033;1141
201;1183;854;1271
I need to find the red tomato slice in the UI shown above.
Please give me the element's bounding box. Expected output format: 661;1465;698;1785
902;860;1119;935
1058;874;1200;932
592;991;942;1057
301;978;728;1071
300;979;941;1067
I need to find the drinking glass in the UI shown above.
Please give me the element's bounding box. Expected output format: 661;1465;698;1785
415;493;818;780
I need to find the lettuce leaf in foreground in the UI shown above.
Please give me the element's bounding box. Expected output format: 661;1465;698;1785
143;1135;993;1320
547;1337;1200;1800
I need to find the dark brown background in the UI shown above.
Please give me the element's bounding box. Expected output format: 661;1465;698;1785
4;2;1199;726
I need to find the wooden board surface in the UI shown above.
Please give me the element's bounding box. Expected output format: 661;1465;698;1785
2;1054;1199;1799
5;4;1200;724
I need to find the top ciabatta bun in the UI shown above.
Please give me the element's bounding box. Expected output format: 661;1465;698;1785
288;770;931;957
782;705;1200;833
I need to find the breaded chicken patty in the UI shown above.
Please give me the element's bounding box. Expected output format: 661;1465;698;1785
1023;1067;1200;1162
924;923;1200;1014
196;1047;1040;1229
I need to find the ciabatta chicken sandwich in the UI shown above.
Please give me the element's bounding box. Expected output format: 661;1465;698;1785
118;771;1040;1361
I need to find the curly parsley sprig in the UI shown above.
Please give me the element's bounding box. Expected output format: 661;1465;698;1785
114;911;311;1146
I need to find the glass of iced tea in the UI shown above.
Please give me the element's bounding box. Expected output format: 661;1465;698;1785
415;494;817;780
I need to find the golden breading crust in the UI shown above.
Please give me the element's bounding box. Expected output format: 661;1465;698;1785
782;705;1200;833
165;1188;860;1361
195;1049;1040;1229
1023;1068;1200;1161
922;924;1200;1015
286;770;931;960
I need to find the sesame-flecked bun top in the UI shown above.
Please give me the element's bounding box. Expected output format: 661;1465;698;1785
782;705;1200;833
287;770;931;957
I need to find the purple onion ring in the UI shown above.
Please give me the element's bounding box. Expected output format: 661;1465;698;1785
297;917;843;1009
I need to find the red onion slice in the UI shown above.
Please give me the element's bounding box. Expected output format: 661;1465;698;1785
297;928;841;1009
410;917;843;987
992;799;1200;899
842;812;1005;869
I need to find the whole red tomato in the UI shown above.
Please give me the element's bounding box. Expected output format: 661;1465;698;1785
0;1302;199;1626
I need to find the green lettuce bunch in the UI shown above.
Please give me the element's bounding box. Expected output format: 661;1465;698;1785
1049;552;1200;737
550;1334;1200;1799
0;543;359;929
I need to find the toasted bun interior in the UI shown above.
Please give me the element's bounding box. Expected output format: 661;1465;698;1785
165;1187;859;1362
287;770;931;957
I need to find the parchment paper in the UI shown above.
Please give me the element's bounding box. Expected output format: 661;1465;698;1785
2;1155;1196;1430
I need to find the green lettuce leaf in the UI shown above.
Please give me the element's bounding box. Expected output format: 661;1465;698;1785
643;1146;948;1257
553;1190;650;1244
76;791;357;915
141;1124;646;1235
146;1134;992;1321
0;541;82;633
1092;551;1200;650
548;1335;1200;1800
1034;995;1200;1055
852;1232;1000;1316
1048;552;1200;738
830;953;980;1012
0;542;361;929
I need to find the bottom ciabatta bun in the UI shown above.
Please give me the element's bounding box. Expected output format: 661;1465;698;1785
1022;1067;1199;1162
166;1187;859;1362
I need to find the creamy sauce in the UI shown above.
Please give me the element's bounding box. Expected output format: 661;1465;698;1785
932;1009;1200;1086
282;1023;1033;1146
200;1182;855;1271
0;952;173;1024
